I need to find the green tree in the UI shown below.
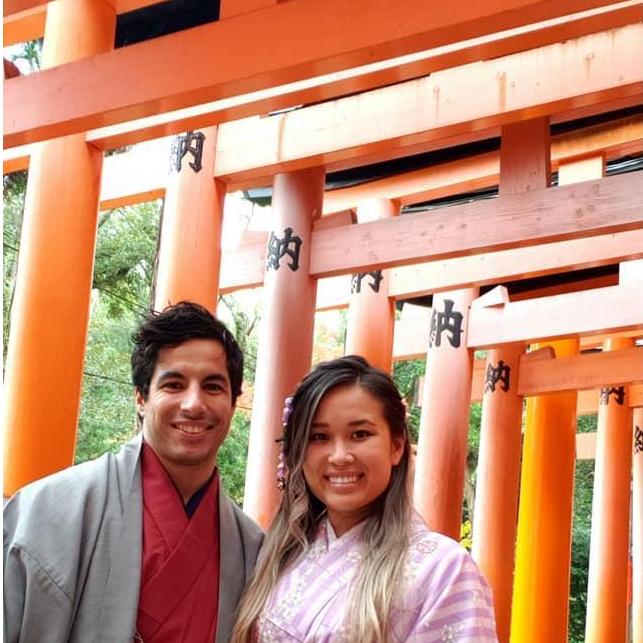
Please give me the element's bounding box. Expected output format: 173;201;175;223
568;414;597;643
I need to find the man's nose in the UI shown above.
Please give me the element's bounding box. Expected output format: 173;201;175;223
180;384;207;414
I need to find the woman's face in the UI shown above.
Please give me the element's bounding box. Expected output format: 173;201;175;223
302;383;404;537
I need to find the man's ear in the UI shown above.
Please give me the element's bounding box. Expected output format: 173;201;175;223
135;389;146;419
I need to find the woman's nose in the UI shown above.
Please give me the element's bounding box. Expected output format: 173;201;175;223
328;441;354;465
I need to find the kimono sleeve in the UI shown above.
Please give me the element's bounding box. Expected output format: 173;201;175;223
4;542;73;643
403;542;498;642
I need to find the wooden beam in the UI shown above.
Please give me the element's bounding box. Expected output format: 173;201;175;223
220;227;643;298
3;0;163;46
467;282;643;348
518;346;643;396
219;210;355;293
5;1;640;147
576;432;597;459
322;114;643;214
214;26;643;185
310;172;643;278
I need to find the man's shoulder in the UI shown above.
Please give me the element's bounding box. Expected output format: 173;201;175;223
4;434;142;530
219;492;264;554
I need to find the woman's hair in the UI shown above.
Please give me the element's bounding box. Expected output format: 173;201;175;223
231;355;412;643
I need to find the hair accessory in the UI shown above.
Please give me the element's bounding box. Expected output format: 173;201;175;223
276;396;293;490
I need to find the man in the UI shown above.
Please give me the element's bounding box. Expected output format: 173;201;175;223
4;301;263;642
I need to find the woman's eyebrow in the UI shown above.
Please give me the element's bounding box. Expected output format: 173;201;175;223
347;418;376;427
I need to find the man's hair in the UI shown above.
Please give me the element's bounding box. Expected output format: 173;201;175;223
231;355;412;643
131;301;244;404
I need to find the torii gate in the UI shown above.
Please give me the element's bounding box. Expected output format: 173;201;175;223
3;1;643;641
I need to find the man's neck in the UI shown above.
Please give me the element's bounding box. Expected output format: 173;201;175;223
164;462;216;504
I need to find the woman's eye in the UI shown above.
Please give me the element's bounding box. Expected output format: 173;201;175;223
309;432;328;442
352;430;371;440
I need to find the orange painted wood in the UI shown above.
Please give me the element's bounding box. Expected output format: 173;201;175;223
467;282;643;348
576;431;597;459
585;337;634;643
344;199;398;372
472;118;548;642
3;0;116;496
310;171;643;278
8;106;638;205
633;407;643;643
383;287;642;361
154;127;224;313
580;329;643;350
413;288;478;539
219;0;277;19
3;0;167;45
218;211;355;295
511;338;579;641
243;167;325;529
321;113;643;215
518;346;643;396
214;26;643;184
2;6;45;47
472;345;525;642
5;0;638;147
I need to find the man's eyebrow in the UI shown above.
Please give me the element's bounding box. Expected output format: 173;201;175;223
203;373;229;385
155;370;185;382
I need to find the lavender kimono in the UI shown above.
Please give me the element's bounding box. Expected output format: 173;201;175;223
258;512;498;642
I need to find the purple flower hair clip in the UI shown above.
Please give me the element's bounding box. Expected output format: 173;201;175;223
276;396;293;491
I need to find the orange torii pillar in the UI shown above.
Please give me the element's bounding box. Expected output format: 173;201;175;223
472;117;549;642
511;155;598;641
243;168;325;528
3;0;116;496
413;288;478;539
511;339;579;641
585;337;635;642
633;407;643;643
472;344;524;641
154;127;224;312
344;198;398;372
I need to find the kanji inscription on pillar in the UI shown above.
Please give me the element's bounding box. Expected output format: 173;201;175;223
635;426;643;455
351;270;384;294
170;131;206;173
599;386;625;406
484;360;511;393
266;227;303;272
429;299;464;348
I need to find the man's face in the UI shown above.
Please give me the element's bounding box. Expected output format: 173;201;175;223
135;338;235;478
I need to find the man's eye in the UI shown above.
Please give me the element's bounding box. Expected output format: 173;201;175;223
162;381;182;390
204;383;223;392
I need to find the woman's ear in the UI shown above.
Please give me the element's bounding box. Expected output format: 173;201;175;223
391;436;405;466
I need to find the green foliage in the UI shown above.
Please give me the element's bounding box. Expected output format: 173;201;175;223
11;38;42;72
569;415;597;643
74;201;162;460
3;171;27;359
218;411;252;506
93;202;161;317
392;359;425;443
75;297;140;463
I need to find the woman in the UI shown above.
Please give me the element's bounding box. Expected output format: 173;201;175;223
232;355;497;642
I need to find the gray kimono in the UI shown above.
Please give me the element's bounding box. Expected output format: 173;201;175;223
3;434;263;642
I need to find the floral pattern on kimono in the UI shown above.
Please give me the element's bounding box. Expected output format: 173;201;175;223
257;512;498;642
